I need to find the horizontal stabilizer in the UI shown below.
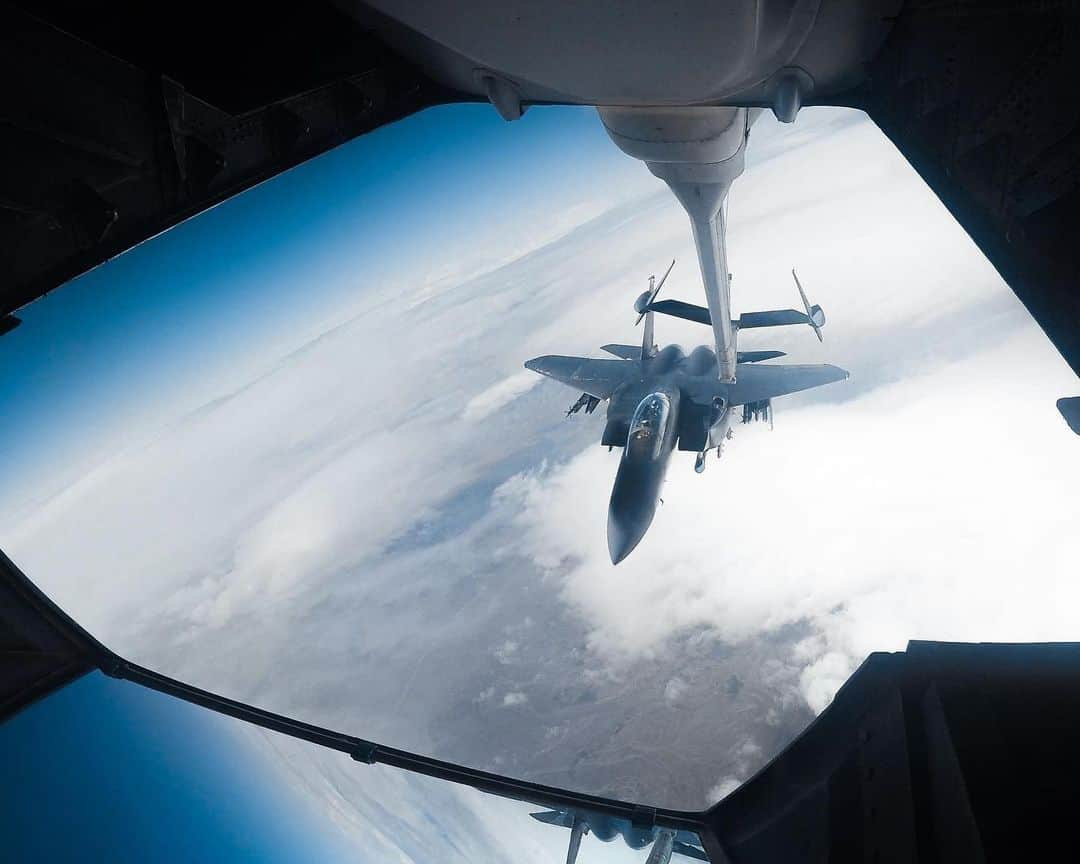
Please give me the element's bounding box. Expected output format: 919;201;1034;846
647;301;818;333
725;363;849;405
646;299;711;326
601;343;641;360
737;349;786;363
737;309;811;329
530;810;575;828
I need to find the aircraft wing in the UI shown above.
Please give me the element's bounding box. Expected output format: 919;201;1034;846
724;363;849;405
524;355;635;400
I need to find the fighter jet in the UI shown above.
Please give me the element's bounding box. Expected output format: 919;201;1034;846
525;262;848;564
530;806;706;864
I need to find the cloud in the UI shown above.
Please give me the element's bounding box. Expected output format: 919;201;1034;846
247;725;599;864
663;677;688;703
3;107;1076;821
493;640;519;664
503;323;1080;714
463;371;542;422
706;777;743;804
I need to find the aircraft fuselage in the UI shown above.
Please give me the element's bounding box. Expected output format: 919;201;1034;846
527;336;848;565
607;386;680;564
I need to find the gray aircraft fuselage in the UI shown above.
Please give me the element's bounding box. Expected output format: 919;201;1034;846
525;313;848;565
607;386;679;564
602;345;728;563
530;806;706;864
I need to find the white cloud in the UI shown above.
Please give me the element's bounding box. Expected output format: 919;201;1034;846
663;677;688;703
463;371;542;422
3;107;1076;820
493;640;519;664
702;739;764;805
800;652;856;714
706;777;743;805
503;323;1080;713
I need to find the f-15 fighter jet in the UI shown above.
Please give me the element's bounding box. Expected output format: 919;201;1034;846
530;805;707;864
525;262;848;564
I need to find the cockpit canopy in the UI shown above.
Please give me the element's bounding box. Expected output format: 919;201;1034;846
626;392;671;461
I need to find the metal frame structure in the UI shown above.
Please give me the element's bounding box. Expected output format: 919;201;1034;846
5;546;1080;863
3;1;1080;859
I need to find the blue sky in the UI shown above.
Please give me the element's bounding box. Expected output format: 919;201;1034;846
0;672;358;862
0;105;650;518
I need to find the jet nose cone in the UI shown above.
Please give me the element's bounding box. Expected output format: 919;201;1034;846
607;508;645;565
607;459;662;565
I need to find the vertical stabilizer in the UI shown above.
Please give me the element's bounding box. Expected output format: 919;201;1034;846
642;288;656;360
634;260;674;362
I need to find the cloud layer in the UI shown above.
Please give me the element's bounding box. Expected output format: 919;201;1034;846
505;325;1078;709
3;108;1077;821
